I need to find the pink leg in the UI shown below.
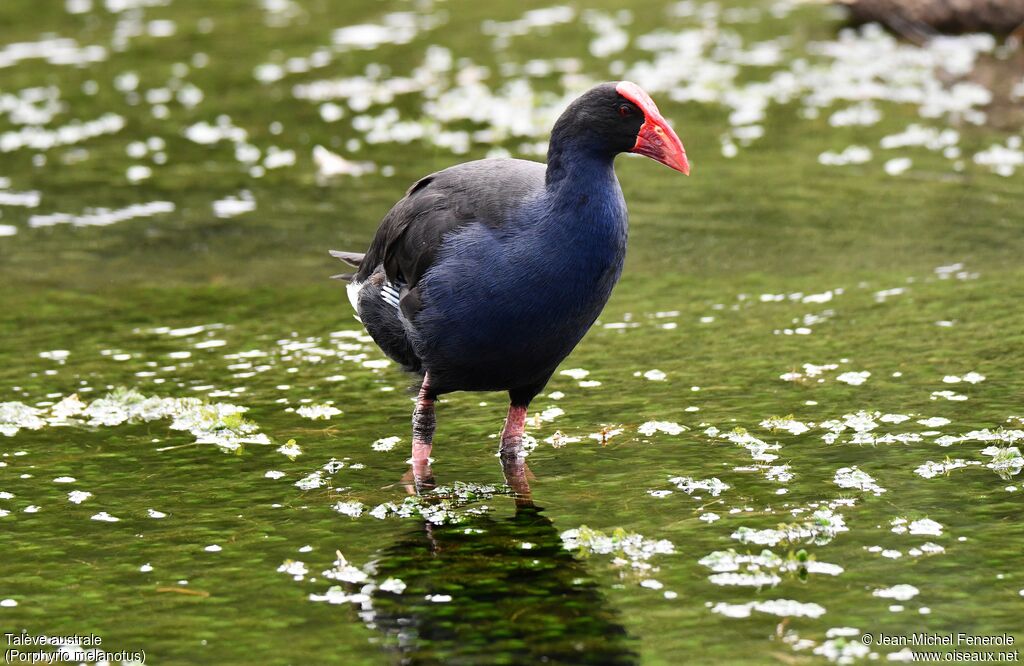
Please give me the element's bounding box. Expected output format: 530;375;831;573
499;404;529;455
411;373;436;470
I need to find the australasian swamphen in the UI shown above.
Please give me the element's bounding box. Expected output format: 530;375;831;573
331;81;689;467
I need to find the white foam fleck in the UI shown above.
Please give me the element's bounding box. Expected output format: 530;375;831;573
68;490;92;504
873;584;919;601
212;192;256;218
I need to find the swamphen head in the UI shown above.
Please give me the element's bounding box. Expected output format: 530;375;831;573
549;81;690;175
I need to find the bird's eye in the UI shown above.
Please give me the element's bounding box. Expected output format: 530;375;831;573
618;104;632;118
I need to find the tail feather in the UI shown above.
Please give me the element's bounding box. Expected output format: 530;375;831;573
329;250;365;268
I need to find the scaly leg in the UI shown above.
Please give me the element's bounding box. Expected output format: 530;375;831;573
498;403;529;456
411;373;436;487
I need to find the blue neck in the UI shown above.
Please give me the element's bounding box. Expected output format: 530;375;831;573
546;135;615;187
544;139;624;231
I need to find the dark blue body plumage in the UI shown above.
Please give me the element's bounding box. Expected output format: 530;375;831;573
331;81;689;463
410;156;627;396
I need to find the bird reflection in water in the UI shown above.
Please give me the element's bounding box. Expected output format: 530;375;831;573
360;454;638;664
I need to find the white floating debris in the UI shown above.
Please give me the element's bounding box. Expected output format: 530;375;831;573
819;145;872;166
295;471;325;491
39;350;71;363
560;525;674;575
334;501;364;518
28;200;174;228
1;113;124;153
884;157;912;176
760;417;809;436
982;446;1024;476
277;560;308;581
0;190;41;207
212;192;256;218
917;417;950;428
892;517;944;536
184;117;248;145
880;124;959;151
974;140;1024;177
67;491;92;504
914;459;979;479
536;407;564;423
836;371;870;386
372;436;401;451
545;430;581;447
324;552;369;584
379;577;406;594
296;404;341;420
638;421;687;436
588;427;623;443
833;466;886;495
732;508;848;547
829;102;880;127
873;584;919;601
313;145;376;177
710;598;826;619
277;440;302;457
669;476;729;496
263;147;295;169
126;165;152;182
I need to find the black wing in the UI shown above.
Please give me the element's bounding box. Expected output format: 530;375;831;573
355;158;545;317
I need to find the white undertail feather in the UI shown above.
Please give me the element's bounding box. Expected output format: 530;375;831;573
345;278;402;322
346;280;363;322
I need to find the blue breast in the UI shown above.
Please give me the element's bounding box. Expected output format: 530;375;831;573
412;157;628;393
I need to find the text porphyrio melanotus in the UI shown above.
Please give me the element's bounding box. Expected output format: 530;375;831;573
332;81;689;468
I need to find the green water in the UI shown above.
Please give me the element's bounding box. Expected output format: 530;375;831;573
1;0;1022;664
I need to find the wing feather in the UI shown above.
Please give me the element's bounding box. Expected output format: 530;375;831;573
354;159;545;319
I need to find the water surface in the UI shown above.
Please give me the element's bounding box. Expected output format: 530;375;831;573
1;0;1022;663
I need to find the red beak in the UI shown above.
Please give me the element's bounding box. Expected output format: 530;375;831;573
616;81;690;176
